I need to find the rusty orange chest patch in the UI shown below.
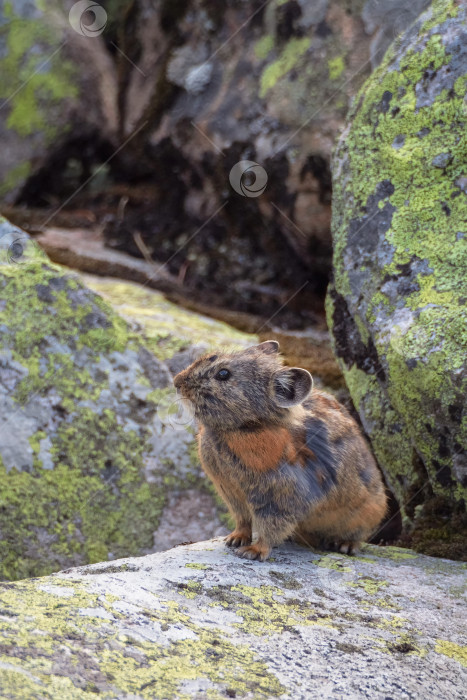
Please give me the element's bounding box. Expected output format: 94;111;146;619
226;427;299;472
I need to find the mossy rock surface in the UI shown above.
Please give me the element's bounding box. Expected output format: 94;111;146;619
0;1;80;201
0;219;255;580
0;538;465;698
326;0;467;558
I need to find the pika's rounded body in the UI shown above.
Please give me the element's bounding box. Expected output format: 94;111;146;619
174;341;387;561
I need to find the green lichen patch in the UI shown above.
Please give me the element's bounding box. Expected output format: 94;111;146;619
80;273;257;360
386;633;427;658
377;615;407;630
435;640;467;668
0;262;129;374
361;545;418;561
207;584;334;635
260;37;311;97
327;0;467;556
0;255;178;580
176;580;203;599
254;34;274;60
348;577;388;596
0;577;286;698
0;162;32;199
0;407;165;581
328;56;345;80
313;555;352;573
0;3;78;141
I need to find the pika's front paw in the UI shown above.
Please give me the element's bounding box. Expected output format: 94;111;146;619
329;541;358;555
236;544;271;561
225;530;252;548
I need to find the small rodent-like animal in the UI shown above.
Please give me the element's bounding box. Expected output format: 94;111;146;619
174;341;387;561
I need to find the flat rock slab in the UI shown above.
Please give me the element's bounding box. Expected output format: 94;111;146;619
0;539;466;699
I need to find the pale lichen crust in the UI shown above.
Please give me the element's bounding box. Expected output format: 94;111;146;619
0;538;465;698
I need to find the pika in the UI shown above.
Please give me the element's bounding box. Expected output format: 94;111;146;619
174;341;387;561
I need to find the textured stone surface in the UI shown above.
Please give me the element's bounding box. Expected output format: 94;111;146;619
326;0;467;558
0;219;254;580
0;0;108;202
2;1;435;320
0;538;465;698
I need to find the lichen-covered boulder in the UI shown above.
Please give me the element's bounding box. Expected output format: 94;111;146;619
326;0;467;558
2;1;433;319
0;538;466;698
0;218;255;580
0;0;108;202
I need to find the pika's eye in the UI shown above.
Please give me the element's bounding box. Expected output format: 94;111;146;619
215;368;231;381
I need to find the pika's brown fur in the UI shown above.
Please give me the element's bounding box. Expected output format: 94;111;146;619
174;341;387;561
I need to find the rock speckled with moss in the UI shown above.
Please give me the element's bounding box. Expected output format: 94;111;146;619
0;1;88;201
0;219;255;580
326;0;467;558
0;538;466;698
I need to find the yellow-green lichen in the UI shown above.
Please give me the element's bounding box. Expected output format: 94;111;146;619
313;555;351;572
327;0;467;553
254;34;274;60
377;616;407;630
260;37;311;98
0;577;286;698
0;162;32;198
176;580;203;599
0;262;168;580
361;546;418;561
328;56;345;80
0;2;78;148
386;633;427;657
208;584;334;635
435;640;467;667
347;577;388;596
0;409;165;581
79;273;257;360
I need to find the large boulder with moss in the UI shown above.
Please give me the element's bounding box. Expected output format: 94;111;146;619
0;218;256;580
0;0;111;202
326;0;467;558
2;1;432;319
0;538;466;698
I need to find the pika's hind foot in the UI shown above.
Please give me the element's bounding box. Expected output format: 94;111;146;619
225;529;252;548
236;543;271;561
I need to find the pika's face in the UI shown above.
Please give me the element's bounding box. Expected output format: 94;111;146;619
173;341;312;430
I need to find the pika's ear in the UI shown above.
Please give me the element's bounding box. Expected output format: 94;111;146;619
272;367;312;407
253;340;280;355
